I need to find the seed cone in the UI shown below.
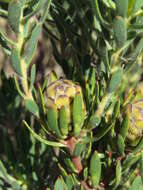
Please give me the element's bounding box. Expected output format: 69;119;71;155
44;79;86;138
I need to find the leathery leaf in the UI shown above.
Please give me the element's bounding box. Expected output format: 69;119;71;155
8;0;22;33
25;99;39;116
59;106;68;136
89;151;101;187
47;107;63;139
11;48;22;76
129;176;143;190
115;0;128;18
108;68;123;93
115;159;122;187
24;24;42;65
73;93;84;136
120;113;129;140
73;142;86;157
113;16;127;48
54;176;68;190
117;134;125;156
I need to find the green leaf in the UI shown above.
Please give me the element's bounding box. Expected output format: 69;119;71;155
91;0;109;27
0;29;15;47
47;108;63;138
122;153;140;172
66;175;74;190
11;48;22;76
30;64;36;90
64;158;78;173
89;67;96;96
112;100;120;120
101;0;116;10
117;134;125;156
14;76;26;98
73;93;84;136
134;138;143;153
25;99;39;116
89;151;101;187
0;32;11;55
23;120;66;147
40;0;52;23
83;167;88;181
120;114;129;140
24;23;42;65
132;0;143;14
115;0;128;18
0;161;23;189
57;162;68;177
73;142;86;157
93;122;114;141
54;176;68;190
115;160;122;187
38;85;46;115
8;0;22;33
129;176;143;190
59;106;68;136
130;38;143;62
108;68;123;93
113;16;127;47
23;20;29;38
0;161;8;182
88;115;101;129
139;152;143;180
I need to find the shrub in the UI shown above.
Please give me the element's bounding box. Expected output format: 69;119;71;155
0;0;143;189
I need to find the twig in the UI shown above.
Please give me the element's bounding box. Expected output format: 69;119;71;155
66;137;94;190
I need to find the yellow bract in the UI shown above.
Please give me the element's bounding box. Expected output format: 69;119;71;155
45;79;85;124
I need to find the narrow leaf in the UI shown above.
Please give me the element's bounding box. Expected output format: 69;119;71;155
73;93;84;136
59;106;68;136
54;176;68;190
30;64;36;90
0;161;8;181
89;151;101;187
66;175;74;190
47;108;63;138
112;100;120;120
24;24;42;65
115;160;122;187
140;152;143;180
113;16;127;47
129;176;143;190
108;68;123;93
120;113;129;140
132;0;143;14
122;153;140;172
115;0;128;18
73;142;86;157
25;99;39;116
23;120;66;147
8;0;22;33
11;48;22;76
38;85;46;115
64;158;78;173
14;76;26;98
117;134;125;156
130;38;143;62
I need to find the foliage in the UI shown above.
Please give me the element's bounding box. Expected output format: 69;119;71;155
0;0;143;189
